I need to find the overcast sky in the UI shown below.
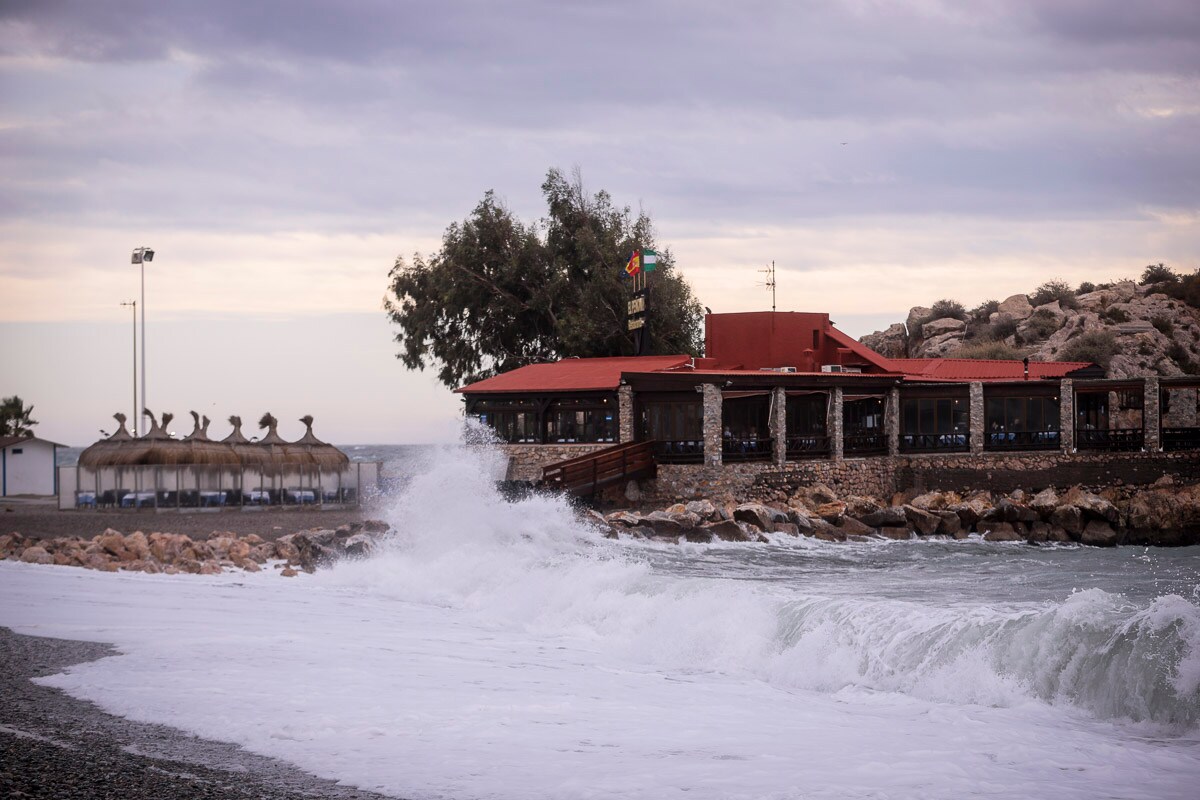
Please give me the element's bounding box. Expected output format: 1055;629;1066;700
2;0;1198;445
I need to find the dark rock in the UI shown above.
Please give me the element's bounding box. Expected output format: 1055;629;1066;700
903;505;941;535
981;522;1022;542
934;511;962;537
837;517;874;536
702;520;752;542
877;526;911;540
1080;520;1120;547
857;506;907;528
1049;505;1083;536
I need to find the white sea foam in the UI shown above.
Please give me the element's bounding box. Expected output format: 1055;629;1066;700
3;438;1199;799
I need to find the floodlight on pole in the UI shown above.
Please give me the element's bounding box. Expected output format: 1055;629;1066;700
131;246;154;431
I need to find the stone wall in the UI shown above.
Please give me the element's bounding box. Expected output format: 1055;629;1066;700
631;449;1200;506
898;450;1200;495
499;443;614;482
642;456;900;505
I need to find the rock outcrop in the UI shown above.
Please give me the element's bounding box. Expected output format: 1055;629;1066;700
0;522;391;576
861;281;1200;378
591;482;1200;547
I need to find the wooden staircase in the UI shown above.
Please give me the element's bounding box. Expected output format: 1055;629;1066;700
541;441;657;497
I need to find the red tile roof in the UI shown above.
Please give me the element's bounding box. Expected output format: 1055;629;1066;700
456;355;693;393
892;358;1094;381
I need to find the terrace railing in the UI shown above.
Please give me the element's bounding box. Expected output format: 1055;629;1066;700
1075;428;1144;452
651;439;705;464
785;434;830;460
723;437;774;463
984;429;1060;451
899;432;970;454
1162;428;1200;452
844;432;887;456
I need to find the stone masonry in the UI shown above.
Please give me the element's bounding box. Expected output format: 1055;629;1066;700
1060;379;1075;453
702;383;722;467
771;387;787;466
969;382;984;455
1145;377;1161;452
830;387;844;461
618;384;634;444
885;388;900;457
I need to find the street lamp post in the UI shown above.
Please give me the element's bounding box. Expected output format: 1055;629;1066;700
120;300;137;435
131;247;155;431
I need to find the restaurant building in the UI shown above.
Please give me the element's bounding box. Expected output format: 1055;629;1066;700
458;311;1200;494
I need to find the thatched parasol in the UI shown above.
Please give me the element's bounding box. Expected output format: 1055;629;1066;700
290;415;350;471
255;412;294;471
78;413;133;467
182;411;239;466
221;415;270;470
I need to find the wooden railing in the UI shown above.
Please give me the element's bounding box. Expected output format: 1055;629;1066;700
541;441;657;497
722;437;773;462
845;433;887;455
1162;428;1200;452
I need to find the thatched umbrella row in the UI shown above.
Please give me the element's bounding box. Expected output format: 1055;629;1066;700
79;411;350;471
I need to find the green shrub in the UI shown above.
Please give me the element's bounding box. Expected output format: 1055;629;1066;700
927;299;967;322
1077;281;1096;294
1141;263;1177;286
1058;330;1120;369
1023;309;1060;341
1167;342;1200;375
1030;279;1079;310
1101;306;1130;324
952;341;1026;360
1164;270;1200;308
970;299;1000;323
1152;316;1174;336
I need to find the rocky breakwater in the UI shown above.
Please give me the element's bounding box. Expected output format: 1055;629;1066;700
0;520;391;577
592;478;1200;547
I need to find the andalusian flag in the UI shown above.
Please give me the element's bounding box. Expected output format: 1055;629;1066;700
642;249;658;272
624;249;641;277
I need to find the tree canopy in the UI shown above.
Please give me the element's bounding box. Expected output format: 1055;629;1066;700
385;168;704;388
0;395;37;437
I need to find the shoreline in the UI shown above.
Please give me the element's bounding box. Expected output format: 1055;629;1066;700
0;626;402;800
0;503;375;543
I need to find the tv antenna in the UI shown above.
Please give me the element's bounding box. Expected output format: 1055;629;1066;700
759;260;776;312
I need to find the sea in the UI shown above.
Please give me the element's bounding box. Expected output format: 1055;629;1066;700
8;439;1200;799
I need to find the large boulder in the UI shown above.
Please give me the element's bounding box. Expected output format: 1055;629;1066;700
998;294;1033;319
702;520;754;542
1080;520;1120;547
1049;505;1084;536
19;546;53;565
856;506;907;528
981;522;1022;542
1060;487;1120;526
684;499;719;520
1029;488;1059;516
790;484;839;510
732;503;780;531
903;505;941;536
934;511;962;537
922;317;966;338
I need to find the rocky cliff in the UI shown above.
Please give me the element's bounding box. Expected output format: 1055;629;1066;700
861;280;1200;378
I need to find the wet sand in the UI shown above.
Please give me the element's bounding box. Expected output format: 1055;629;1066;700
0;627;402;799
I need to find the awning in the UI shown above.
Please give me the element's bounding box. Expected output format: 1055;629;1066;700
723;390;771;400
844;393;887;402
785;390;829;397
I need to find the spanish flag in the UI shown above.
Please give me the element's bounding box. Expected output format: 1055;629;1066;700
624;249;641;277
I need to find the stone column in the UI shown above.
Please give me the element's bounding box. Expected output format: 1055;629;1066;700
771;387;787;465
1060;379;1075;453
969;382;985;455
618;384;634;443
830;386;844;461
702;383;723;467
886;387;900;457
1144;376;1161;452
1108;390;1120;430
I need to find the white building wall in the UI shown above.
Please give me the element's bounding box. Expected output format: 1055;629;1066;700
2;439;57;496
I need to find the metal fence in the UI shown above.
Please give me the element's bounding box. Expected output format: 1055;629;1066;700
59;462;381;511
